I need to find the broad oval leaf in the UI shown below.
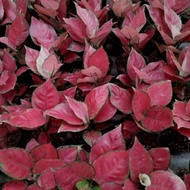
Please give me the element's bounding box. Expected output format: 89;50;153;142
109;83;132;114
2;181;27;190
0;148;33;179
87;47;109;77
127;48;146;80
146;80;172;106
7;108;46;129
45;103;83;125
83;130;102;147
149;148;170;171
101;183;123;190
129;137;153;182
27;184;44;190
37;170;56;190
58;122;87;132
29;17;57;49
147;170;186;190
90;125;125;163
93;150;129;185
32;79;59;112
123;178;139;190
94;98;117;123
85;84;109;119
54;162;95;190
31;143;58;162
132;89;151;121
8;13;29;48
34;159;65;174
65;96;89;124
141;106;173;132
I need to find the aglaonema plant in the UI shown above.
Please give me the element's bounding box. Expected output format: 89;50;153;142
0;0;190;189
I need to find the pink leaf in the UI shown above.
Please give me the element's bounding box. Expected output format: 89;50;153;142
94;98;117;123
173;101;190;120
2;51;16;72
93;151;129;185
83;130;102;147
123;178;139;190
29;17;57;49
0;148;33;179
40;0;60;10
37;170;56;189
75;3;99;37
109;83;132;114
142;106;173;132
8;13;29;47
87;46;109;77
146;80;172;106
58;122;87;132
45;103;83;125
164;5;182;39
132;89;151;121
16;0;28;15
85;84;109;119
54;162;95;190
7;108;46;129
185;174;190;190
148;170;186;190
129;137;153;182
58;146;78;164
90;125;125;163
33;159;65;174
129;7;146;32
127;48;146;80
63;18;86;43
27;184;44;190
2;181;27;190
65;96;89;124
149;148;170;171
32;79;59;112
101;183;123;190
25;46;40;74
31;143;58;162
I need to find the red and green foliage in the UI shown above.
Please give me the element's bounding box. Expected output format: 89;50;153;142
0;0;190;189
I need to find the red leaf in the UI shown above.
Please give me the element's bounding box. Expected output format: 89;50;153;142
45;103;83;125
173;101;190;121
29;17;57;49
129;7;146;32
54;162;95;189
94;98;117;123
2;181;27;190
27;184;44;190
40;0;60;10
132;89;151;121
37;170;56;189
148;170;186;190
0;148;33;179
93;151;129;185
31;143;58;162
2;51;17;72
101;183;123;190
90;125;125;163
32;79;59;112
83;130;102;147
7;108;46;129
129;137;153;182
58;146;78;164
109;83;132;114
8;13;29;47
149;148;170;171
127;48;146;80
58;122;87;132
63;18;86;43
185;174;190;190
142;106;173;132
34;159;65;174
16;0;28;15
87;46;109;77
146;80;172;106
85;84;109;119
75;3;99;37
65;96;89;124
123;178;139;190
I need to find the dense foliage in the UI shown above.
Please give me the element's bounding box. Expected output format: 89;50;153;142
0;0;190;189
